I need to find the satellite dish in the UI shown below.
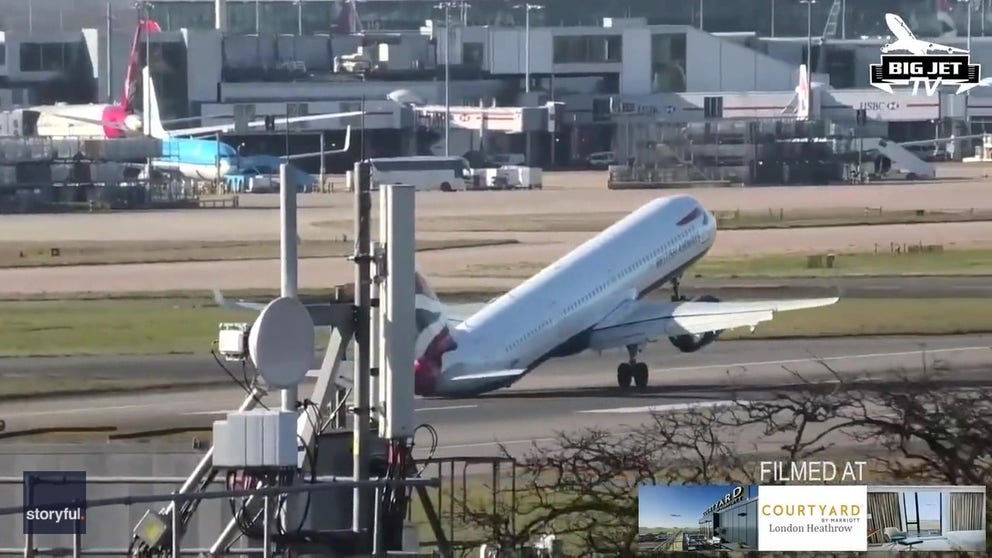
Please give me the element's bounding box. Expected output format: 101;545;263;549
388;89;425;106
248;297;315;388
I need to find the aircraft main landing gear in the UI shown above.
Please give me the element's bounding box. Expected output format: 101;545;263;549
617;344;648;389
671;277;686;302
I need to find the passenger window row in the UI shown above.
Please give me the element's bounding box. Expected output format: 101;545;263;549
504;224;702;354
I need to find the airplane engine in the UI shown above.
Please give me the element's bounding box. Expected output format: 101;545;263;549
668;295;724;353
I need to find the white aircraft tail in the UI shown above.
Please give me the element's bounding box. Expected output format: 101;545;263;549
414;268;460;356
781;64;811;121
796;64;810;121
141;66;168;140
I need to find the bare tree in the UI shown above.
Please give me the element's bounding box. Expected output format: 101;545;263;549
455;358;992;555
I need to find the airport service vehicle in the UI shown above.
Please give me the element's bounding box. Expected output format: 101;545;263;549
368;156;472;192
587;151;617;169
221;195;837;397
485;152;526;166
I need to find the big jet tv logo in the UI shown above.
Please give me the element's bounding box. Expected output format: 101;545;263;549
870;13;986;96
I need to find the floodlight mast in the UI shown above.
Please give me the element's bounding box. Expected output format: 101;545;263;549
353;161;374;538
280;162;299;412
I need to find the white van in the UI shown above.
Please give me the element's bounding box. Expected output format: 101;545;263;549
369;156;472;192
586;151;617;169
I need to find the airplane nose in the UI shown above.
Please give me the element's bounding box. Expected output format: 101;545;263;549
414;359;438;396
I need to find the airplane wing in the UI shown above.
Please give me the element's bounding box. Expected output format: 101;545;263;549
930;42;969;54
587;297;839;351
281;126;352;160
900;133;987;148
166;111;364;137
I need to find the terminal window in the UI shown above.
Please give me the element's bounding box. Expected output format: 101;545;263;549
552;35;622;64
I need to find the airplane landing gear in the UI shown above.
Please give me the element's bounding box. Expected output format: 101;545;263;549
671;277;686;302
617;344;649;389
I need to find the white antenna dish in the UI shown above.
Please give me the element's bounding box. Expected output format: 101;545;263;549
248;297;315;388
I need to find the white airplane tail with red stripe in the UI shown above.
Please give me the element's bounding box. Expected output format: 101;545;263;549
796;64;810;121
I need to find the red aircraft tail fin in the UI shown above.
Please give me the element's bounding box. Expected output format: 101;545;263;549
121;18;162;112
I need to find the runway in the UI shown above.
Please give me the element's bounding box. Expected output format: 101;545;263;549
3;335;990;457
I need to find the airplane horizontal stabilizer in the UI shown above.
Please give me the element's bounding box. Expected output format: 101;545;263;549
213;289;348;326
213;289;266;312
449;369;527;382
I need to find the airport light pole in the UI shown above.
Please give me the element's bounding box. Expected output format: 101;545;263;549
294;0;303;35
436;2;460;156
800;0;815;74
517;3;544;94
966;0;973;52
770;0;775;37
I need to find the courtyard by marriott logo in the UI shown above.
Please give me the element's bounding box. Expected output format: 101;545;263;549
23;471;87;535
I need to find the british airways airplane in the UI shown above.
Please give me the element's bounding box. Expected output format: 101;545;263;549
409;195;838;396
223;195;838;396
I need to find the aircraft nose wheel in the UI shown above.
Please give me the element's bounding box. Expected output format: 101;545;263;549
617;362;649;389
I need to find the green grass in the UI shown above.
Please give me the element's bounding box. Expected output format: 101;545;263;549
0;238;517;268
310;208;992;234
451;248;992;280
0;299;252;357
694;247;992;278
0;298;990;359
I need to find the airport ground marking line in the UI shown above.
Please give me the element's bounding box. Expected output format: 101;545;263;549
417;404;479;412
654;346;989;374
579;399;754;415
3;403;151;418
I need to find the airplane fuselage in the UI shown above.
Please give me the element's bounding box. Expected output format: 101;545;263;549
153;137;238;180
33;104;138;139
417;195;717;397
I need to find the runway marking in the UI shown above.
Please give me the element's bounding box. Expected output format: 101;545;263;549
580;400;751;415
3;403;149;419
653;346;990;374
417;404;478;412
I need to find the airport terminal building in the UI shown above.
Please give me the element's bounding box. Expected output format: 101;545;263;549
3;0;992;168
699;485;759;550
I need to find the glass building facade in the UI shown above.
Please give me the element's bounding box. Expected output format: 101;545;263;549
699;485;759;550
3;0;987;40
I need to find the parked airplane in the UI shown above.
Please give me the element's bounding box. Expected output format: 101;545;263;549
32;18;161;138
138;67;354;181
219;195;838;397
882;13;969;56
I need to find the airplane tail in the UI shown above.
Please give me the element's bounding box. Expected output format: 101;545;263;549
413;268;460;393
141;66;168;139
122;18;161;112
796;64;810;121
